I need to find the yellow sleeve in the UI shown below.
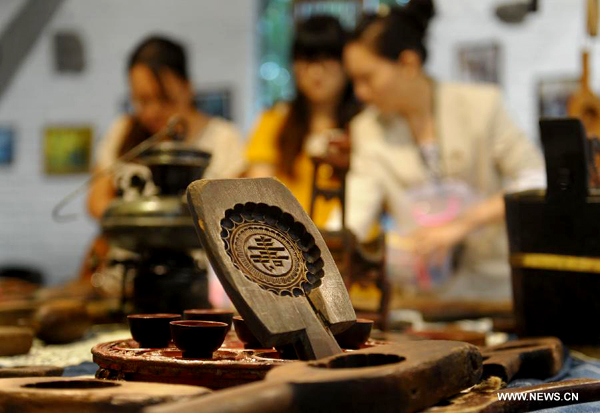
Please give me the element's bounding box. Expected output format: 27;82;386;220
246;106;288;166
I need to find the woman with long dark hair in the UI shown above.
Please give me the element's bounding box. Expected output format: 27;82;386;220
88;35;245;218
344;0;545;300
246;15;361;227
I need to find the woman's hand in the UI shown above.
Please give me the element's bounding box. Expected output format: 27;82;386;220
407;193;506;266
409;218;470;266
87;173;116;220
323;134;351;171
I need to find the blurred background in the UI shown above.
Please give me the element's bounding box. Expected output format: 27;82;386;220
0;0;591;286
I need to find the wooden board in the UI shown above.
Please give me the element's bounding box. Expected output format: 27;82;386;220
187;178;356;359
481;337;564;382
146;340;482;413
0;377;209;413
0;366;63;378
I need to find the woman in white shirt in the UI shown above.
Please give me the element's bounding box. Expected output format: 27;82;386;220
88;36;245;218
343;0;545;300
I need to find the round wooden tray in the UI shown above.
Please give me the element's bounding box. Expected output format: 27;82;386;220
93;335;387;389
92;336;290;389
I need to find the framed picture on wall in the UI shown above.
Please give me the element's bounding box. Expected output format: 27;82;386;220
44;126;92;175
537;76;579;119
457;41;502;85
53;31;85;74
0;127;14;166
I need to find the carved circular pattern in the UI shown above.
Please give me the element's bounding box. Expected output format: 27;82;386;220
220;203;324;297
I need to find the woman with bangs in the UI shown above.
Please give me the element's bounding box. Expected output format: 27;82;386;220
88;36;245;218
81;36;245;294
246;15;361;227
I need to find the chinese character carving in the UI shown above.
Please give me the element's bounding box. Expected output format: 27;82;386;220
248;235;290;273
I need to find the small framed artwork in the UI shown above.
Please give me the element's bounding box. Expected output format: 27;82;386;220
537;76;579;118
53;31;85;74
457;41;502;85
44;126;92;175
0;127;14;166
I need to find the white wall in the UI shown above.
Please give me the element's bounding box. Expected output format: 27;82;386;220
0;0;257;285
427;0;587;141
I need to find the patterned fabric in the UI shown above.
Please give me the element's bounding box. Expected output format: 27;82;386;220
510;350;600;413
0;326;129;368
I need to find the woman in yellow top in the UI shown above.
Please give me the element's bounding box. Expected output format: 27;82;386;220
246;15;361;227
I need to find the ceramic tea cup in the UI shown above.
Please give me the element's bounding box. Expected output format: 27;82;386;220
170;320;228;359
232;316;266;349
127;313;180;348
182;309;234;333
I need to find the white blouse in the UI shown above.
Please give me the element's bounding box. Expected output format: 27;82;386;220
345;82;546;301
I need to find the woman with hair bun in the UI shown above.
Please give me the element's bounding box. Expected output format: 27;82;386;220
343;0;545;300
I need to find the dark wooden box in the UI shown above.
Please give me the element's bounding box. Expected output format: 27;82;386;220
505;119;600;345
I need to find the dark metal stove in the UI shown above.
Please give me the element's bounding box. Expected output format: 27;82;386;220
101;142;212;314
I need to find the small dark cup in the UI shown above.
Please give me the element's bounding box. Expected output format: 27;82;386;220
170;320;228;359
183;309;234;333
233;316;266;349
128;313;180;348
334;318;374;350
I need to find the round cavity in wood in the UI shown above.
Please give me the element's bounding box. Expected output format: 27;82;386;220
487;342;541;352
22;380;121;389
220;203;324;297
311;353;405;369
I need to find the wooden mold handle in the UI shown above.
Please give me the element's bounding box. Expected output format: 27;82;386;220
145;381;295;413
588;0;598;37
582;50;590;91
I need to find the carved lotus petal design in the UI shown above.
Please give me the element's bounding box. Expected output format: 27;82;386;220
220;203;324;297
